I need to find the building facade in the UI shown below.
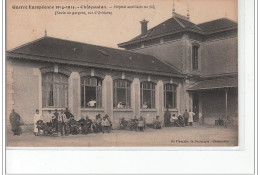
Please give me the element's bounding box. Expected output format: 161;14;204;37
6;37;187;128
118;12;238;125
6;12;238;127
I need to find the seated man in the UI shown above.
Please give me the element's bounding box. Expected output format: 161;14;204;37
78;116;87;134
119;117;128;129
153;115;162;129
142;102;148;109
104;114;112;127
93;114;102;133
101;115;111;133
170;114;178;123
136;116;145;131
117;102;125;109
69;116;78;135
87;99;96;107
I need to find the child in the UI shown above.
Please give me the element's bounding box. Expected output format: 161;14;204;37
33;109;43;136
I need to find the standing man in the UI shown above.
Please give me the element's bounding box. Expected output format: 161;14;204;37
52;109;59;133
64;108;74;120
44;110;53;127
183;109;189;126
64;108;73;134
9;109;22;136
58;110;68;136
188;109;195;126
33;109;43;136
164;108;171;127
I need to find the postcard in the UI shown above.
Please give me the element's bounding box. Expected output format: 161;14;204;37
6;0;238;147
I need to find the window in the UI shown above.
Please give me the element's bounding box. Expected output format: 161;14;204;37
192;45;199;70
140;82;155;109
164;84;177;108
42;73;68;108
81;76;102;108
113;79;131;108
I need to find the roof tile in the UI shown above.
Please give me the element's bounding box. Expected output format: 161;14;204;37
7;37;182;76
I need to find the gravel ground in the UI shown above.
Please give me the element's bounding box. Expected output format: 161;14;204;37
6;123;238;147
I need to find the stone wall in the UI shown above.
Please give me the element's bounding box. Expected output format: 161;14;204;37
7;59;182;129
200;37;238;76
11;61;40;124
129;32;237;76
132;39;183;72
6;60;14;126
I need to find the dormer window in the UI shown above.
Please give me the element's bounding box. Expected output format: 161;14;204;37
192;45;199;70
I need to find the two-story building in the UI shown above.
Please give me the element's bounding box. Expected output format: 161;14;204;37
6;11;238;127
118;11;238;125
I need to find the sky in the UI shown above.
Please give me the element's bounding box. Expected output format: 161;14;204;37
6;0;238;50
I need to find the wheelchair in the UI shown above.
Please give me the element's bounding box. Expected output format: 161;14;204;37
169;116;185;127
136;118;146;132
36;120;57;136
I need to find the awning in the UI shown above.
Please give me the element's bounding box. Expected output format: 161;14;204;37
187;77;238;91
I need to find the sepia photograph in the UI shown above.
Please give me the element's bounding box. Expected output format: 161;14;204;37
6;0;238;147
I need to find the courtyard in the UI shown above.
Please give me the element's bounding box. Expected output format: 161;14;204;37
6;123;238;147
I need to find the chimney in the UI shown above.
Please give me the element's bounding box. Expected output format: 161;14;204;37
140;19;149;35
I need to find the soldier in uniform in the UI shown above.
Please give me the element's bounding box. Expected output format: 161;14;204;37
9;109;22;136
183;109;189;126
164;108;171;127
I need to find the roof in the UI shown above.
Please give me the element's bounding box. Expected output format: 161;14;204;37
197;18;237;33
118;16;237;47
119;14;202;46
187;77;238;91
7;36;183;77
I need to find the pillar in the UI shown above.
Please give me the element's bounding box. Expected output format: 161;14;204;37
132;78;140;118
177;82;182;115
183;79;192;112
156;80;164;118
69;72;80;120
103;75;113;122
224;88;228;127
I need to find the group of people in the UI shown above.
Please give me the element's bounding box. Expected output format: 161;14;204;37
34;108;113;136
33;108;75;136
92;114;112;133
164;109;195;127
119;116;146;131
9;107;195;136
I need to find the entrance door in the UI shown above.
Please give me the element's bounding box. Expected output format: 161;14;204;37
193;93;199;122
